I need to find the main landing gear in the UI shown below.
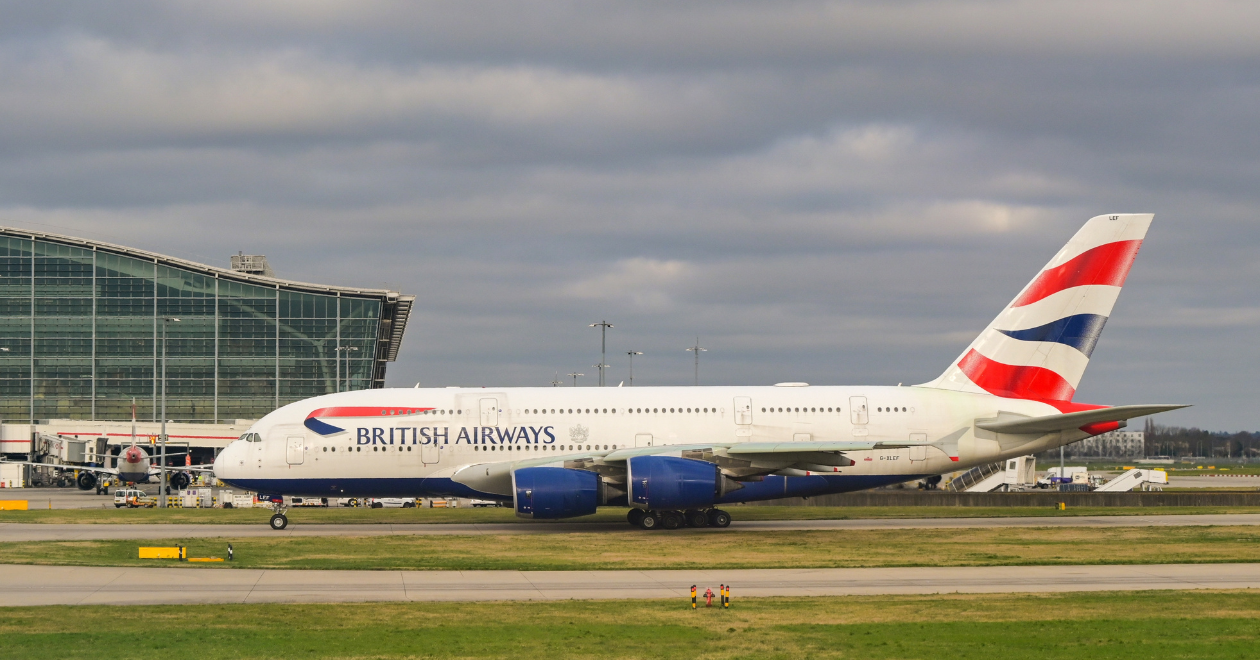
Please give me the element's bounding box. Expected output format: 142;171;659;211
627;508;731;530
269;500;289;530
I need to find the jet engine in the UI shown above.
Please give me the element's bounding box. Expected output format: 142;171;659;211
627;456;742;511
513;467;604;519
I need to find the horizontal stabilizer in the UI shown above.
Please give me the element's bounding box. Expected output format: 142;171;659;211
975;404;1189;435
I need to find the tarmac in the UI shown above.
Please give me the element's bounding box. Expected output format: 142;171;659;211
5;513;1260;542
4;562;1258;606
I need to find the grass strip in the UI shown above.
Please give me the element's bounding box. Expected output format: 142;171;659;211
5;504;1260;525
6;525;1260;570
2;590;1259;659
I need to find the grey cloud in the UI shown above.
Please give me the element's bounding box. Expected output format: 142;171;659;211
0;1;1255;429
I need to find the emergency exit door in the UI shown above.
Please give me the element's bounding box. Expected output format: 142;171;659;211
286;436;305;465
733;397;753;425
850;396;868;425
480;398;499;426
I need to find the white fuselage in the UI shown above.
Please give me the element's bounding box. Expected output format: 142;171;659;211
213;384;1087;500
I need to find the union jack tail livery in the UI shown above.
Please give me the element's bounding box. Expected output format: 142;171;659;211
923;213;1153;404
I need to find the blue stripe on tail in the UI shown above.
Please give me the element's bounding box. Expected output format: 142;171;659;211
998;313;1109;357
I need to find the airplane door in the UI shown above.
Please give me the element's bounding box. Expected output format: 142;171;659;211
733;397;752;425
480;398;499;427
286;436;305;465
421;438;439;465
850;396;869;425
909;433;927;461
635;433;653;448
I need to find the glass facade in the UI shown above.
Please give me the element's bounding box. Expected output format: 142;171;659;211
0;233;408;423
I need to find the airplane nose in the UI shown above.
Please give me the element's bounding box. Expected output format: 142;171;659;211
213;442;241;480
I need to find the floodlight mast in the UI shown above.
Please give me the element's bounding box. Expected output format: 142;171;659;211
568;372;584;387
626;351;642;386
336;346;359;392
686;337;706;386
589;321;613;386
158;317;180;507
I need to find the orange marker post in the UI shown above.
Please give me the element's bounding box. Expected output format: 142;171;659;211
723;584;731;608
691;585;697;609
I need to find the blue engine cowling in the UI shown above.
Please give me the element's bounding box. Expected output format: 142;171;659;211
628;456;730;510
514;467;601;519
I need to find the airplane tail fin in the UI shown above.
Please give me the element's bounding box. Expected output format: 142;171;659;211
921;213;1153;402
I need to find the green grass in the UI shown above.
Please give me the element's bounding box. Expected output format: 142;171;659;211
7;525;1260;571
5;504;1260;525
2;591;1259;659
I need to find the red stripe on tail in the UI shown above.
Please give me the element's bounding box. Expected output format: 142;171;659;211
1012;240;1142;307
957;349;1076;401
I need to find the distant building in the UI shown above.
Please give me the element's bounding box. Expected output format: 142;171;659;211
0;227;413;427
1066;430;1145;459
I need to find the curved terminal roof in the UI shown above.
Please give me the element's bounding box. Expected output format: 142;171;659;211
0;226;414;362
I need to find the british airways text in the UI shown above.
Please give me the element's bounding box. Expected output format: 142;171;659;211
355;426;556;446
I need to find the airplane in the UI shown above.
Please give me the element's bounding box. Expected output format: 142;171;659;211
3;401;213;490
213;213;1188;531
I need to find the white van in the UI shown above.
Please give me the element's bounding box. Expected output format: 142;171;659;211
113;488;150;508
369;498;416;509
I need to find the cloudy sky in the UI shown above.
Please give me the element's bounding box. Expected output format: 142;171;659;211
2;1;1257;429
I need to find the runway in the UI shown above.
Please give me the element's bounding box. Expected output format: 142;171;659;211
3;562;1257;606
5;513;1260;542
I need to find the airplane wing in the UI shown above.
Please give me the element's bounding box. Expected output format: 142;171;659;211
975;404;1190;435
0;460;118;476
153;464;217;474
451;438;925;495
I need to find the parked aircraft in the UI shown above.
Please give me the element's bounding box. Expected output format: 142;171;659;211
3;402;211;489
214;214;1186;530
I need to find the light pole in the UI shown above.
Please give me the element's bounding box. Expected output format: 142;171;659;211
626;351;642;386
336;346;359;392
589;321;613;386
568;372;584;387
159;317;180;508
686;337;706;386
551;372;562;387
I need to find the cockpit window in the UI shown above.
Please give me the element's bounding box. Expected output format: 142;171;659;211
239;433;262;443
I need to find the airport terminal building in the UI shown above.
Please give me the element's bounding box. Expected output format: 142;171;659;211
0;226;413;466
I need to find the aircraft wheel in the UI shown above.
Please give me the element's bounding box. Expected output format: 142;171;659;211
683;509;709;528
707;509;731;528
638;512;660;530
627;509;646;527
660;511;684;530
269;514;289;530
